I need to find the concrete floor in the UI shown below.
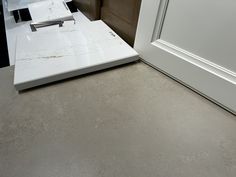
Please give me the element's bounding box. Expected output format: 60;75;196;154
0;62;236;177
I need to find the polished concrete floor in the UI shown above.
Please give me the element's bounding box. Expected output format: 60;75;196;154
0;62;236;177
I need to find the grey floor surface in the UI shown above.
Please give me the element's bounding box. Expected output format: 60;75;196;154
0;62;236;177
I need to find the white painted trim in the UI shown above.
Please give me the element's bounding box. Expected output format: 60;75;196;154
153;39;236;84
134;0;236;113
149;0;236;85
151;0;169;41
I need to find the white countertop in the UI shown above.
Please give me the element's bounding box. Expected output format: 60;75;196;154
14;20;138;90
2;0;90;65
2;0;139;90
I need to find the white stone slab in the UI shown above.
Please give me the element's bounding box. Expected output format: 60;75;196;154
14;21;139;90
28;0;73;24
7;0;71;11
2;0;89;65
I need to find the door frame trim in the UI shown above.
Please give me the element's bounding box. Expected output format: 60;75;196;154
134;0;236;113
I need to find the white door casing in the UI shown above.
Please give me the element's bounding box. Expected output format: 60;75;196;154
134;0;236;114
